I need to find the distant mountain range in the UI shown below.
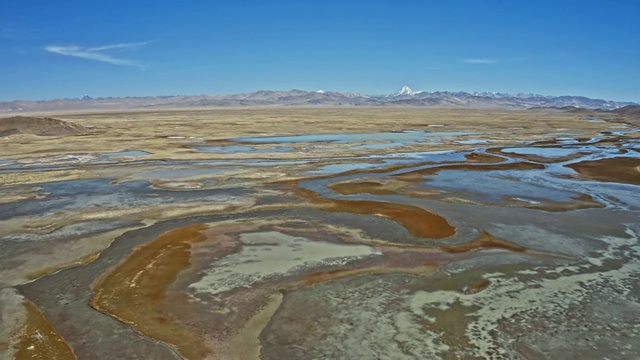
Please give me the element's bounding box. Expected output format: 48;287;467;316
1;86;636;113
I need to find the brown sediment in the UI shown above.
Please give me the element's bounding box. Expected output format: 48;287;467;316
328;178;444;199
566;157;640;185
394;161;546;182
463;279;491;294
293;188;456;239
90;224;211;360
14;300;76;360
442;230;527;254
464;152;507;163
514;193;604;212
294;264;438;288
329;180;402;196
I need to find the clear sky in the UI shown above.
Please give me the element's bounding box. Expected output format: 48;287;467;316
2;0;639;102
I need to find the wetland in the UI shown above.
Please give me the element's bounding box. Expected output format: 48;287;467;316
1;107;639;359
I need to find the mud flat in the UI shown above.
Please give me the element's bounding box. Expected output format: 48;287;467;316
2;107;640;359
567;156;640;185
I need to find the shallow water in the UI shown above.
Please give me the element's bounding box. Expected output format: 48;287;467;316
193;145;294;153
307;151;471;174
351;142;404;150
308;162;381;174
456;139;489;145
423;169;580;203
0;159;15;167
367;150;468;162
501;147;585;157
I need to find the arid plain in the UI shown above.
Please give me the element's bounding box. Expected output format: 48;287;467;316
1;107;639;359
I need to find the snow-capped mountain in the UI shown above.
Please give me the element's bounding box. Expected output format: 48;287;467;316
1;87;636;112
392;85;417;97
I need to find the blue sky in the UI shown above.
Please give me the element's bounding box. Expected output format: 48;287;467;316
2;0;639;101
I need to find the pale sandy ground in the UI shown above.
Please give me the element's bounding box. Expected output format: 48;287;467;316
0;107;628;161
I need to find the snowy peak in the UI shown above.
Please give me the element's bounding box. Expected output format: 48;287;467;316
393;85;416;96
1;88;636;112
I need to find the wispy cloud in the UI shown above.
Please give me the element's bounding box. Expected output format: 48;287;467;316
462;58;499;64
87;42;151;52
45;42;151;68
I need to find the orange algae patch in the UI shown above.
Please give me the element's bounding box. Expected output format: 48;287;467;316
442;230;527;254
15;300;76;360
91;224;211;360
567;157;640;185
294;188;456;239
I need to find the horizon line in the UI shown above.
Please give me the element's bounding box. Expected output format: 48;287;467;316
1;87;638;104
0;88;640;104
